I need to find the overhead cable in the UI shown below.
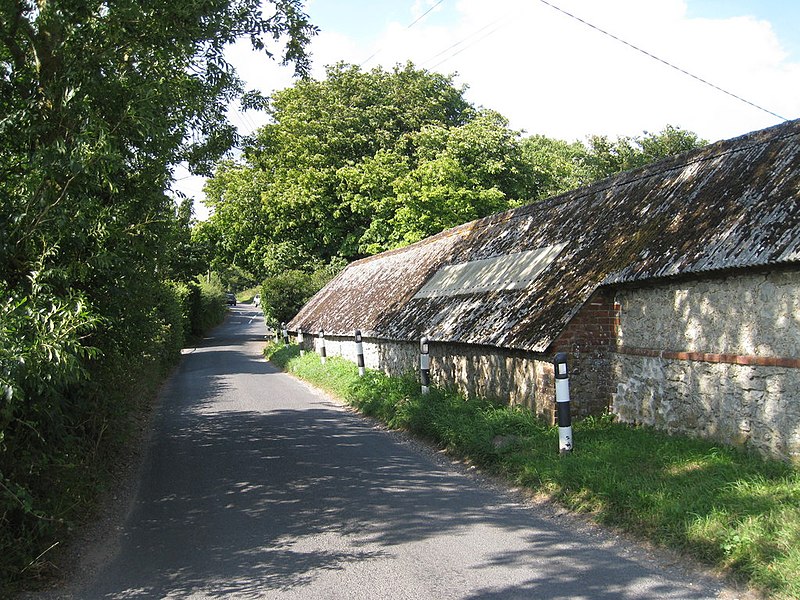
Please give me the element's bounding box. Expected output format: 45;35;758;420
536;0;788;122
408;0;448;29
360;0;448;67
422;17;510;69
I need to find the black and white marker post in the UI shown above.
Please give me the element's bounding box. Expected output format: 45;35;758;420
282;322;289;347
318;329;327;365
419;336;430;395
554;352;573;454
297;327;305;356
355;329;365;377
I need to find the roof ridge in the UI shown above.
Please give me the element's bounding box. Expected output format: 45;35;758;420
345;119;800;266
448;118;800;237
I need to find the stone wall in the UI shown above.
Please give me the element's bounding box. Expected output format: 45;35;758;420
427;343;556;422
307;335;558;423
290;266;800;460
611;267;800;461
294;289;628;424
313;335;417;378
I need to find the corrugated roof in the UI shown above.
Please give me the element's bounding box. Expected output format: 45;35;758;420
290;119;800;352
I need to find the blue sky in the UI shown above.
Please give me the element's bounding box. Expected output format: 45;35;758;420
685;0;800;60
230;0;799;140
177;1;800;208
305;0;800;64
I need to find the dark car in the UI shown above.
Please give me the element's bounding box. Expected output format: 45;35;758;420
225;293;237;306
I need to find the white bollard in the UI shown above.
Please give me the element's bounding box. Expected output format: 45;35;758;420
554;352;573;454
318;329;327;365
298;327;305;356
420;336;430;395
355;329;365;377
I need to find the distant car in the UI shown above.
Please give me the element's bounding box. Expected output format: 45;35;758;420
226;293;237;306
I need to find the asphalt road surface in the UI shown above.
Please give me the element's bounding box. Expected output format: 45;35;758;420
72;304;741;599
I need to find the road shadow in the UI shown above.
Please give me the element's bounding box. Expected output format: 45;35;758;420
83;397;719;598
76;304;723;599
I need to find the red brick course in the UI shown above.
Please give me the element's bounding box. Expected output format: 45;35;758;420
614;345;800;368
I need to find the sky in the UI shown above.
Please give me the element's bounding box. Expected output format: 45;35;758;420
176;0;800;216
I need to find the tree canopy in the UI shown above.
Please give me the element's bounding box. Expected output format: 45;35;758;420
582;125;707;180
0;0;314;583
204;62;708;281
205;62;546;275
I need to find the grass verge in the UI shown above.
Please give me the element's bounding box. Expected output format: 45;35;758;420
266;342;800;599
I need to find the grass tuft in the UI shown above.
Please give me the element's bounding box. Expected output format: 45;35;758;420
265;342;800;599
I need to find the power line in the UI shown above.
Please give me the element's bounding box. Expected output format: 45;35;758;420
424;17;510;70
407;0;447;29
237;109;259;135
421;17;506;67
536;0;788;122
360;0;448;68
227;99;260;136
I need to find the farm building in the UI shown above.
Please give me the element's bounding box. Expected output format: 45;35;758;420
288;118;800;461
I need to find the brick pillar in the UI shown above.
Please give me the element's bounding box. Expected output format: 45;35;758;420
549;288;620;417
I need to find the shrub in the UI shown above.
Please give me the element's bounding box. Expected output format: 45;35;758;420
171;277;227;343
0;275;202;589
260;259;346;326
194;277;227;336
0;281;99;586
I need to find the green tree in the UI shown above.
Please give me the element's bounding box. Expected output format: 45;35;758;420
516;126;707;201
206;66;548;263
583;125;707;180
347;111;534;251
205;62;475;269
520;135;591;200
203;160;273;276
164;199;209;283
0;0;314;584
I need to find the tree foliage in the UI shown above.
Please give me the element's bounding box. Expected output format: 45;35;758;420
205;62;542;270
519;125;708;197
205;61;478;272
342;110;538;252
520;135;591;200
582;125;708;181
204;62;708;281
0;0;313;585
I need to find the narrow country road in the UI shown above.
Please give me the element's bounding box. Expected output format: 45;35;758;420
70;305;738;599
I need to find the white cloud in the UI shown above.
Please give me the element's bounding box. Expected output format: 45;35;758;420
298;0;799;142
